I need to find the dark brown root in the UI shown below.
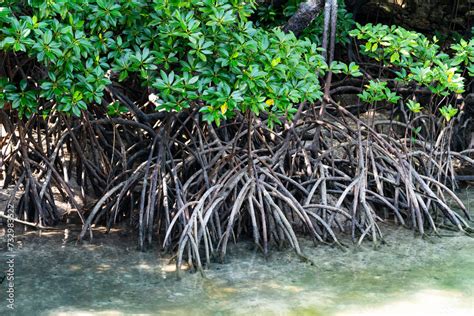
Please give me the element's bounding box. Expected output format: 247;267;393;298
1;97;472;273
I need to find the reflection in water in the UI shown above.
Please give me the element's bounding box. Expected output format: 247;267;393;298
0;190;472;316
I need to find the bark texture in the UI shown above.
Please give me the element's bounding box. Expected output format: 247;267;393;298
283;0;324;36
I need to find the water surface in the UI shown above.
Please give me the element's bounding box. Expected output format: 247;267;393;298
0;189;473;316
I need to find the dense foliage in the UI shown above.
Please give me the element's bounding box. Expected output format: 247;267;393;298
350;23;474;120
1;1;472;123
1;0;327;126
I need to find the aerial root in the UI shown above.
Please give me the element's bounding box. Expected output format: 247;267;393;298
1;105;472;271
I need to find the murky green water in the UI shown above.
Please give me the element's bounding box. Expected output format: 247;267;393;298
0;189;473;316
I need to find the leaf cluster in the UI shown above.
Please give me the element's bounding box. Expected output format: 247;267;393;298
0;0;329;124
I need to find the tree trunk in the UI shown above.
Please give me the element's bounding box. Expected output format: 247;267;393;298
283;0;324;36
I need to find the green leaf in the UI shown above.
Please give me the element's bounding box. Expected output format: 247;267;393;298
44;30;53;44
0;7;11;20
72;105;81;117
2;37;15;46
20;80;27;91
390;52;400;63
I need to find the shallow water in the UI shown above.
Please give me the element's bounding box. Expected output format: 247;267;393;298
0;189;473;316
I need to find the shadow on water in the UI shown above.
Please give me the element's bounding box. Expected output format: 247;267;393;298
0;189;473;315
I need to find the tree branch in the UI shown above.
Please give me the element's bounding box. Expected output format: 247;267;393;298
282;0;323;36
